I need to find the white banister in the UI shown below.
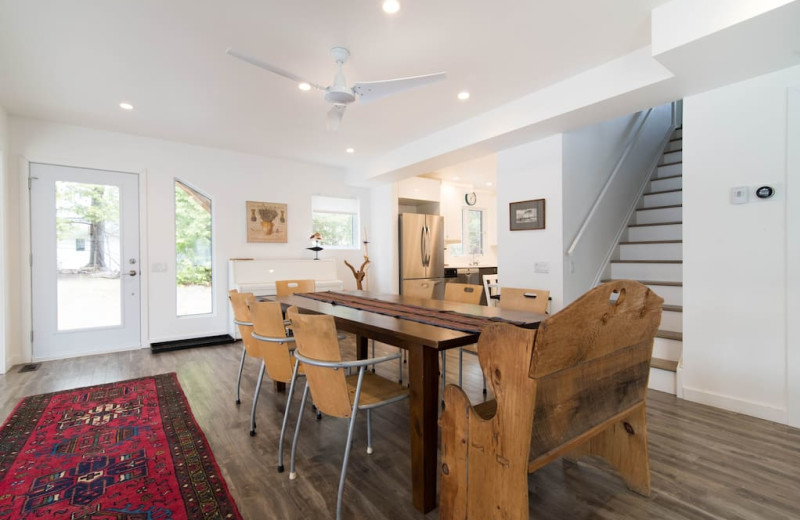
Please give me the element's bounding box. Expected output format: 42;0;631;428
566;108;654;257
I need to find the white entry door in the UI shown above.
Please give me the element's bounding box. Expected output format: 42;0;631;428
30;163;141;361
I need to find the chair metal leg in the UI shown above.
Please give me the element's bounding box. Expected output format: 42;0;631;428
235;345;246;405
458;348;464;386
366;409;373;454
336;367;366;520
370;339;376;373
289;381;310;480
250;361;266;436
278;359;301;473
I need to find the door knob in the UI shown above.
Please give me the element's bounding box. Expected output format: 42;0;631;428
124;270;137;277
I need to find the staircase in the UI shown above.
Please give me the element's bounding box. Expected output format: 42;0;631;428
605;127;683;395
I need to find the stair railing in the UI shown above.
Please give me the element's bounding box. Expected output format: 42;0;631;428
565;102;676;296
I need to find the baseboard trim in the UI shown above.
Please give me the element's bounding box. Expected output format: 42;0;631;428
150;334;235;354
682;386;787;424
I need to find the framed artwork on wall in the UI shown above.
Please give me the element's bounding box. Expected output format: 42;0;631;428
509;198;545;231
246;201;288;243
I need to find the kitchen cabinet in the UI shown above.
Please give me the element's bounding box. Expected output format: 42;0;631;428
398;176;440;202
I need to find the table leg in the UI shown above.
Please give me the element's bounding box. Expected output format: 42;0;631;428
407;343;439;513
273;381;286;393
356;335;368;360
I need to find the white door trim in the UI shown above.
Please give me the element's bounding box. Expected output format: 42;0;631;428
787;86;800;428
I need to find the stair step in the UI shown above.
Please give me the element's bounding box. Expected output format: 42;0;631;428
635;205;682;225
601;280;682;305
657;330;683;341
653;335;682;360
612;260;682;264
655;163;682;178
619;241;682;261
650;175;682;192
610;261;682;282
662;304;682;313
660;307;683;332
643;189;682;208
651;357;679;372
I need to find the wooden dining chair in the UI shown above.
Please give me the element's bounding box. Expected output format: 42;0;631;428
285;306;409;520
276;279;316;297
229;289;261;406
402;279;437;299
458;287;551;395
441;283;484;403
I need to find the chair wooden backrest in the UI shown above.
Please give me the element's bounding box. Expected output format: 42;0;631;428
440;280;663;519
444;283;484;305
402;279;436;299
276;279;316;297
250;300;294;384
286;307;353;418
229;290;260;356
498;287;550;314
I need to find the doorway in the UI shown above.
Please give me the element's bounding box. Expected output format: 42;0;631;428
30;163;141;361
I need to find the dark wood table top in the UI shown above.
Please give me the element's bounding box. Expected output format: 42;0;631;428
279;290;544;351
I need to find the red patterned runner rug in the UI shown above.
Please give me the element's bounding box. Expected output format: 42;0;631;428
297;291;527;333
0;373;242;520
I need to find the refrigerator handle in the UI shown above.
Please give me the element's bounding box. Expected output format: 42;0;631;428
424;226;431;266
420;226;427;267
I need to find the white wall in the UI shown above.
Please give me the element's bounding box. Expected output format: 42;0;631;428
562;104;673;303
497;135;565;311
682;64;800;424
0;106;8;373
368;183;398;294
788;86;800;428
6;118;369;365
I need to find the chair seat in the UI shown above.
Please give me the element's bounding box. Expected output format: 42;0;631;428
345;373;408;407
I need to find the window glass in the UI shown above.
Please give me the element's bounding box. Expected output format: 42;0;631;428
311;196;359;249
462;208;484;255
175;180;213;316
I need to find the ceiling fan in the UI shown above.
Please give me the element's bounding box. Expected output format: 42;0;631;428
226;46;446;130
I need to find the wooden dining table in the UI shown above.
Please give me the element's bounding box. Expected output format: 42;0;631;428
278;290;545;513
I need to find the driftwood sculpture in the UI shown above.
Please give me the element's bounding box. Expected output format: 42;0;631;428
439;280;663;519
344;258;370;290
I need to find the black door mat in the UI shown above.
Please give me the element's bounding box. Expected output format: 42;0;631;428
151;334;235;354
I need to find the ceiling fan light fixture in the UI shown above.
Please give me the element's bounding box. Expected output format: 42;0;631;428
119;102;134;110
298;82;311;91
457;91;470;101
382;0;400;14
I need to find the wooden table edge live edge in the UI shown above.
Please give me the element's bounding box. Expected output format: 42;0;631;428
277;290;543;513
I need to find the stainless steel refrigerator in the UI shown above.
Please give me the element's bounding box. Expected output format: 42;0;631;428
399;213;445;299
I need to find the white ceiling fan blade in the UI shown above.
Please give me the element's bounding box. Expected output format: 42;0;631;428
353;72;447;104
327;105;346;131
226;48;325;90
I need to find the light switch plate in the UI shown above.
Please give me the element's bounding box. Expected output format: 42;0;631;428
534;262;550;273
730;186;749;204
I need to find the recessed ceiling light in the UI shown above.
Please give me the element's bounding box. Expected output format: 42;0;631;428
486;181;493;187
382;0;400;14
298;82;311;91
119;102;134;110
453;176;460;181
457;91;470;101
345;147;355;154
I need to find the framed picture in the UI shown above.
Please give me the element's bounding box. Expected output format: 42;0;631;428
246;201;288;243
509;198;545;231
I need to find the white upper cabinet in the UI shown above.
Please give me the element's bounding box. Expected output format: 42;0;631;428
398;176;441;202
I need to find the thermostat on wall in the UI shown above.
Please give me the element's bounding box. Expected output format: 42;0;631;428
755;185;775;199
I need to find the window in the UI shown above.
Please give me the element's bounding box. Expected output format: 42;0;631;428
462;208;484;255
175;180;213;316
311;196;359;249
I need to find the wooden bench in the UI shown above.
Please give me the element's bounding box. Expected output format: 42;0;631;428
439;280;663;519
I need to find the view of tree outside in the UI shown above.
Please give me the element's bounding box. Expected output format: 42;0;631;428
175;180;212;316
463;208;484;255
55;181;122;330
312;212;356;248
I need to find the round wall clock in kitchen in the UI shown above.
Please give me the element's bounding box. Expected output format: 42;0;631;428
465;192;477;206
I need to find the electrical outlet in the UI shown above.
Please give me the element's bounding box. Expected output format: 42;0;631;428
534;262;550;274
730;186;749;204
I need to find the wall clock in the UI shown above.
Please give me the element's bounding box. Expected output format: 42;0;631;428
465;192;477;206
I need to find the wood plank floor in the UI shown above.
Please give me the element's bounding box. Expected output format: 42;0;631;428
2;338;799;519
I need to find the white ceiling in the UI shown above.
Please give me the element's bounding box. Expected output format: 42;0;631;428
0;0;670;172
